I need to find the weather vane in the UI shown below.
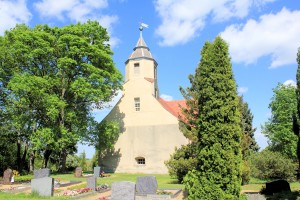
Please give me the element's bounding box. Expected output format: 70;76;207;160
139;22;149;37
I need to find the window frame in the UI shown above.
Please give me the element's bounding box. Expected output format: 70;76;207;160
134;63;140;75
134;97;140;111
135;157;146;165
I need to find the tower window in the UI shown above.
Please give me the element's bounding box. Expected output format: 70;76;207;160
135;157;145;165
134;63;140;74
134;97;140;111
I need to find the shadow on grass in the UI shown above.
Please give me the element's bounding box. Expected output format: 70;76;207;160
168;180;181;185
264;191;300;200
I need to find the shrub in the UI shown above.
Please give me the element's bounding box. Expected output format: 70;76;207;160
242;160;250;185
250;149;296;180
165;144;197;183
66;154;80;171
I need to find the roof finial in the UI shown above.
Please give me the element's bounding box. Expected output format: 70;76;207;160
139;22;149;37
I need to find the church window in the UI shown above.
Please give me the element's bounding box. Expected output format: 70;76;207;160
134;63;140;74
134;97;140;111
136;157;145;165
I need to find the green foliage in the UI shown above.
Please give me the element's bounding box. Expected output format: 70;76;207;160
90;151;98;169
183;36;242;199
239;194;247;200
242;160;251;185
85;120;120;165
165;144;197;183
0;21;123;172
296;48;300;179
65;154;80;171
250;149;296;180
0;139;17;174
14;174;33;183
79;151;87;171
239;96;259;185
262;83;298;160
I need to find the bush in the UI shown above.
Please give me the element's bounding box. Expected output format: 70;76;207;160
250;149;296;180
66;154;80;171
165;144;197;183
242;160;250;185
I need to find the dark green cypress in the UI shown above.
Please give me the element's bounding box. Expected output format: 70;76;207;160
183;36;242;199
295;48;300;179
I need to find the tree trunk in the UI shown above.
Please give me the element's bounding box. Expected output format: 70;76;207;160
21;142;28;172
30;151;36;172
16;138;22;172
97;150;101;166
296;132;300;179
58;150;67;172
43;149;52;168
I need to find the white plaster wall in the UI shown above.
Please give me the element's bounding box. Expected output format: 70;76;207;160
100;57;188;174
101;80;188;173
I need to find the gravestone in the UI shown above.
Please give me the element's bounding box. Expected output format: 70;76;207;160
86;176;96;191
3;168;13;184
136;176;158;195
94;166;101;177
111;181;136;200
33;168;51;179
74;167;82;177
31;177;54;196
265;179;291;195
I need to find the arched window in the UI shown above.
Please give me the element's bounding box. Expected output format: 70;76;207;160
135;157;145;165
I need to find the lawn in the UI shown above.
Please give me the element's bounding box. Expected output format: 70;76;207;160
242;177;300;192
50;172;184;189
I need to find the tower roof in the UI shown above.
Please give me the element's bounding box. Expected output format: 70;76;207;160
126;28;156;64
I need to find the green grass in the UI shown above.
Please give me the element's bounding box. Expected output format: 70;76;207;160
241;177;300;191
0;192;71;200
50;172;183;189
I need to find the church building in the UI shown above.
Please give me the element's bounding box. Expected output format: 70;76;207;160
100;26;188;174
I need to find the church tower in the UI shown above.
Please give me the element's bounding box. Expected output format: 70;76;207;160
100;25;188;174
125;26;159;98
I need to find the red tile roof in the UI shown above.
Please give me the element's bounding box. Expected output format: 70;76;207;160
144;77;154;83
158;98;186;119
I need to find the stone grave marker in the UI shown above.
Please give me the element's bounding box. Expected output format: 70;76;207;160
33;168;51;179
111;181;136;200
3;168;13;184
136;176;158;195
74;167;82;177
265;179;291;195
31;177;54;196
94;166;101;177
86;176;96;190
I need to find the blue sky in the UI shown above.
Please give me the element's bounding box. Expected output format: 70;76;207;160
1;0;300;158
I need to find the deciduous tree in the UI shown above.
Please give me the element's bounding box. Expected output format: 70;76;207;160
262;83;297;160
0;21;123;172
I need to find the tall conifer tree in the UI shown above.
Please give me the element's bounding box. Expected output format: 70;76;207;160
183;36;242;199
295;48;300;178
